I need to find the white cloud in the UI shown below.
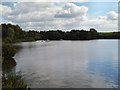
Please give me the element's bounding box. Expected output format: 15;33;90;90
6;2;58;23
6;2;88;23
1;0;119;2
99;11;118;20
1;0;86;2
1;2;118;32
0;4;12;15
55;3;88;18
107;11;118;20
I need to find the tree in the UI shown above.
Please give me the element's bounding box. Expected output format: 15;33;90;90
90;28;98;39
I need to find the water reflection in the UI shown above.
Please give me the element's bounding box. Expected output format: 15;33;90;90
87;40;118;88
14;40;118;88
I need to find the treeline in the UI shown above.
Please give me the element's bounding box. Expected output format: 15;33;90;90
98;32;120;39
40;29;98;40
2;23;120;43
2;24;41;43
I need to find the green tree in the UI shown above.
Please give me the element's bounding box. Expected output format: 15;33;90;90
90;28;98;39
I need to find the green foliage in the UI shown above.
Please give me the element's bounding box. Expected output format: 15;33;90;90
46;31;62;40
2;58;16;73
90;28;98;39
2;43;27;89
2;23;41;43
2;43;16;59
2;72;27;89
1;23;120;42
98;32;120;39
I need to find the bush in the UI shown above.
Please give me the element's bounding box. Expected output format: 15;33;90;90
2;43;16;59
2;58;16;73
2;72;27;89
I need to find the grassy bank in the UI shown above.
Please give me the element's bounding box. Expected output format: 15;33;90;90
2;72;27;89
2;43;28;89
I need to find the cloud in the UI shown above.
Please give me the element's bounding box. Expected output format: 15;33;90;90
1;0;86;2
3;2;89;29
107;11;118;20
0;4;12;15
99;11;118;20
55;3;88;18
1;0;119;2
1;2;118;32
6;2;88;23
6;2;59;23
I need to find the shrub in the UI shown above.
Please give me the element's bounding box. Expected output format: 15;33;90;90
2;43;16;59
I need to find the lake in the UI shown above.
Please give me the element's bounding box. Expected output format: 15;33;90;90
13;40;118;88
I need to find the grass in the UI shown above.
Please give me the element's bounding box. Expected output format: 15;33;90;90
2;72;27;89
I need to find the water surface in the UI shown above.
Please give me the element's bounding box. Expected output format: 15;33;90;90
14;40;118;88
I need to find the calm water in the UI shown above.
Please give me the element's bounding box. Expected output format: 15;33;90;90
14;40;118;88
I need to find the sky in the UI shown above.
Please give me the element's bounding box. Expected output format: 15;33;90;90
0;1;119;32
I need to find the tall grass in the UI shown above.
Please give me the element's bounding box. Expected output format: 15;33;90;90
2;72;27;89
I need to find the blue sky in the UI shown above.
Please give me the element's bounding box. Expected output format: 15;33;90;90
1;2;15;10
73;2;118;19
0;2;118;32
